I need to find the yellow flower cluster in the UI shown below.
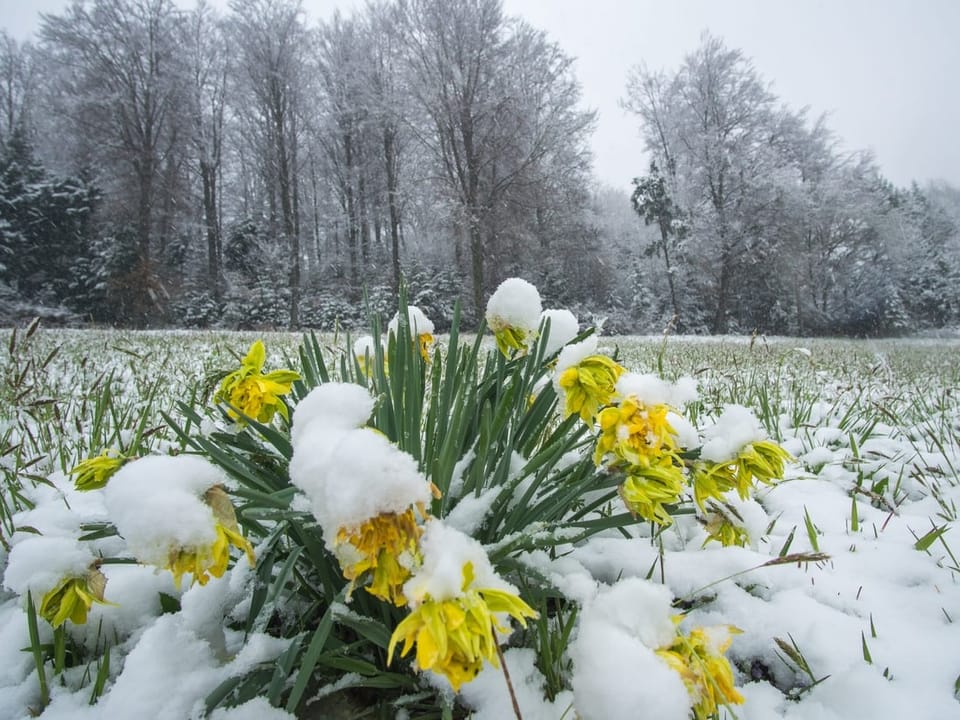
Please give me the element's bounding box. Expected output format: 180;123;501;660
693;439;792;509
558;355;624;422
166;486;255;589
70;449;129;491
387;562;537;691
656;624;745;720
335;507;425;607
215;340;300;423
39;567;110;627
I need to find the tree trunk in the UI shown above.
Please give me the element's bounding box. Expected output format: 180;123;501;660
658;218;681;328
469;218;484;321
384;128;401;293
201;161;220;301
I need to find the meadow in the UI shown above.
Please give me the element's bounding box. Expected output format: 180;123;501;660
0;320;958;720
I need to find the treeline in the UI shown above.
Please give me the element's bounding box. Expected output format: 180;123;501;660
623;34;960;335
1;3;958;335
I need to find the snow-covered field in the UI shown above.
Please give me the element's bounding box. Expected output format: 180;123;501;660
0;327;958;720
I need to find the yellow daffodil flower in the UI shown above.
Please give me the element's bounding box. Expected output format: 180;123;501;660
691;461;739;508
558;355;625;423
39;567;110;627
335;507;425;607
387;562;538;691
656;624;745;720
492;325;532;357
215;340;300;423
702;513;750;548
734;439;792;490
693;439;791;507
166;486;256;589
418;332;435;362
619;462;685;526
594;397;678;467
70;449;129;491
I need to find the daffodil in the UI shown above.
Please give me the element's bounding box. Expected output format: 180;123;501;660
558;355;625;422
492;325;532;357
388;306;436;362
691;461;738;508
70;449;129;491
734;439;792;491
701;508;750;548
388;562;537;691
166;486;256;589
594;396;678;467
619;462;685;526
215;340;300;423
693;439;791;507
39;567;110;627
485;278;542;357
418;332;435;362
656;624;745;720
335;507;425;606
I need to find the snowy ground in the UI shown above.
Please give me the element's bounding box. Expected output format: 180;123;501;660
0;331;958;719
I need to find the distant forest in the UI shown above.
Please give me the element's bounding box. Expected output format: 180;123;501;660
2;0;958;335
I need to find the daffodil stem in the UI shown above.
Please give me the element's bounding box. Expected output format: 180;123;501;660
493;630;523;720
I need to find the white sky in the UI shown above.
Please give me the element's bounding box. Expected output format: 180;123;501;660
4;0;959;190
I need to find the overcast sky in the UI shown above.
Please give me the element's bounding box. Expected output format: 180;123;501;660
3;0;959;190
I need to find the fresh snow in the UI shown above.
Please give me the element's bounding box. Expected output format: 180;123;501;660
0;333;958;720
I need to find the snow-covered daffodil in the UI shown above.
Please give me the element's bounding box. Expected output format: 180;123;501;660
39;567;110;627
335;506;426;607
558;355;625;422
656;624;745;720
166;485;255;588
70;449;129;491
693;439;791;507
619;462;685;526
387;562;537;691
215;340;300;423
594;396;678;467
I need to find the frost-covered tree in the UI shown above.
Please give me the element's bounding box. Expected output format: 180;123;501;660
40;0;186;324
182;1;228;302
0;33;37;146
227;0;310;328
626;34;790;333
631;162;688;329
398;0;594;316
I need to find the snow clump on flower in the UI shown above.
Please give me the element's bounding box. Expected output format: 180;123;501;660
539;308;579;356
402;521;513;604
699;404;768;462
104;455;228;568
388;305;435;337
3;535;95;599
616;372;698;409
289;382;375;446
571;578;691;720
288;382;433;543
486;278;542;355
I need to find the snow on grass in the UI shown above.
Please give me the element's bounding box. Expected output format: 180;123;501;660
0;329;958;719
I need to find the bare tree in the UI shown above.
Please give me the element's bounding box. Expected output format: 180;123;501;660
183;1;228;301
0;32;37;144
625;33;781;332
41;0;183;283
228;0;309;327
399;0;594;315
